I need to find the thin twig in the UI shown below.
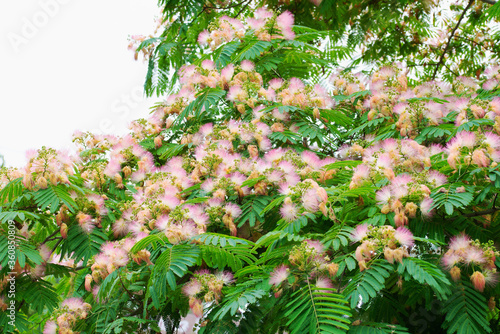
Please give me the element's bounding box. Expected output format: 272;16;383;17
51;237;63;253
431;0;474;80
42;229;59;244
463;207;499;217
479;0;497;5
233;0;252;18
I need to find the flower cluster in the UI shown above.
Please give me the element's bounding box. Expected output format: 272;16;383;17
347;138;447;223
43;297;91;334
72;131;118;163
0;166;23;190
182;270;234;317
71;193;109;234
269;240;339;297
446;131;500;169
22;147;74;190
351;225;414;270
198;7;295;50
442;234;498;291
339;64;500;139
88;238;137;287
127;7;169;61
483;65;500;91
111;158;206;241
103;135;155;186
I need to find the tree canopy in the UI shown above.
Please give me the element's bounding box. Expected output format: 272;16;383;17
1;1;500;333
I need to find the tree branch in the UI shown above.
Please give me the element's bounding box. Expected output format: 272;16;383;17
479;0;497;5
463;207;499;217
463;193;498;217
233;0;252;18
431;0;474;80
42;229;60;245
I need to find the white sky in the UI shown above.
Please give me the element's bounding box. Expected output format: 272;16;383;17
0;0;159;167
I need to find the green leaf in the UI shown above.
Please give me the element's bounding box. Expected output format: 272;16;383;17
285;284;351;334
61;225;107;266
173;88;226;128
130;233;168;254
233;40;272;61
200;237;257;271
33;185;78;213
398;258;451;300
153;244;200;291
345;260;393;309
442;282;491;334
237;195;272;227
0;177;24;203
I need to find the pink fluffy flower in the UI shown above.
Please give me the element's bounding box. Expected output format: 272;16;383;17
464;247;486;265
442;252;461;269
227;85;244;101
484;132;500;150
419;197;434;217
221;64;235;82
201;59;215;71
269;265;289;286
240;60;255;72
225;203;242;218
281;28;296;40
394;227;414;247
426;170;447;187
182;279;202;297
61;297;85;311
305;239;324;254
280;202;299;222
197;30;210;46
315;276;334;289
38;244;52;262
269;78;284;90
43;320;57;334
302;188;319;212
215;271;234;284
351;224;369;242
449;234;471;252
255;7;273;19
276;11;294;31
376;186;392;205
248;17;266;31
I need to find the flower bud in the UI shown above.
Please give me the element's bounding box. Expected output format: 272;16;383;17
60;223;68;239
236;104;246;114
165;118;174;129
359;260;367;272
384;248;395;264
154;136;163;148
327;263;339;276
248;145;259;158
85;274;93;292
319;202;328;216
393;248;405;263
313;108;320;119
470;271;485;292
450;266;461;282
488;297;496;311
405;202;418;218
37;176;48;189
49;173;58;186
271;122;285;132
122;166;132;178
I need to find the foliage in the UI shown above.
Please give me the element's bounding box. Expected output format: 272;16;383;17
2;1;500;334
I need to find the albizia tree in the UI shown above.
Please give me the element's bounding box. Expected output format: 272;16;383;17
1;1;500;334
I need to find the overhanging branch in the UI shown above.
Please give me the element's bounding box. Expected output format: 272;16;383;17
432;0;474;79
479;0;497;5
